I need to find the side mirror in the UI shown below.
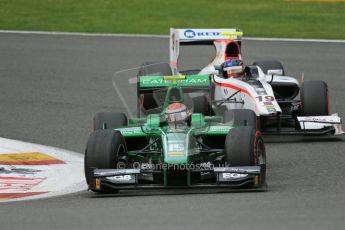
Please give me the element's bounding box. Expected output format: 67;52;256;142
267;69;283;84
267;69;283;76
212;65;222;75
214;65;222;72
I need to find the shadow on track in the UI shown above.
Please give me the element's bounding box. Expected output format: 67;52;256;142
86;186;267;199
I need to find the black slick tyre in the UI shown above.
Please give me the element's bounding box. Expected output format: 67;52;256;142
300;80;329;116
85;130;126;193
224;127;266;187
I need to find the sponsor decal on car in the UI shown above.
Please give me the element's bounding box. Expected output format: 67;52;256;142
182;29;243;39
263;102;275;108
140;75;210;87
263;102;276;113
106;175;133;181
168;143;185;157
168;143;185;152
184;29;196;38
118;127;145;137
168;152;185;157
222;173;248;179
208;126;231;134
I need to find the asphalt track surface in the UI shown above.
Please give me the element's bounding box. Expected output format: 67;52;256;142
0;33;345;230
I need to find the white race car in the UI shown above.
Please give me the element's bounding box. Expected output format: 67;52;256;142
168;28;344;136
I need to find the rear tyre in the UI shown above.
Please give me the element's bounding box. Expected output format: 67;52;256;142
300;80;329;116
85;130;127;193
223;109;258;129
179;69;201;75
253;60;285;75
193;95;212;116
224;127;266;187
138;62;173;76
93;112;127;131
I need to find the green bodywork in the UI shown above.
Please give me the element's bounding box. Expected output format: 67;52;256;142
115;75;233;164
110;75;235;186
116;113;232;165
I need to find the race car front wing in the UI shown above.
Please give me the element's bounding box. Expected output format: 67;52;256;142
89;166;265;191
296;114;344;135
262;113;344;136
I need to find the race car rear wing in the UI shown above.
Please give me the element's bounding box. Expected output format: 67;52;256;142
136;75;213;117
138;74;211;93
169;28;243;74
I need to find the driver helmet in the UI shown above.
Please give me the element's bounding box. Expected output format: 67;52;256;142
222;59;244;78
165;103;189;124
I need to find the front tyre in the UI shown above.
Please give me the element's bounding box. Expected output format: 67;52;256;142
224;127;266;187
300;80;329;116
85;130;127;193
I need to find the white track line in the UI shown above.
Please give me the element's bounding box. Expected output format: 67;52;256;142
1;29;345;43
243;37;345;43
0;30;167;38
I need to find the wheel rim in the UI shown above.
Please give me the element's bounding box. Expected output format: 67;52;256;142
117;144;126;157
256;139;266;186
115;144;126;168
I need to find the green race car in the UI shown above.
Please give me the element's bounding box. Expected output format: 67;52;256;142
84;64;267;193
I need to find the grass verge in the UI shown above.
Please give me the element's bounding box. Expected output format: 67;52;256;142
0;0;344;39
